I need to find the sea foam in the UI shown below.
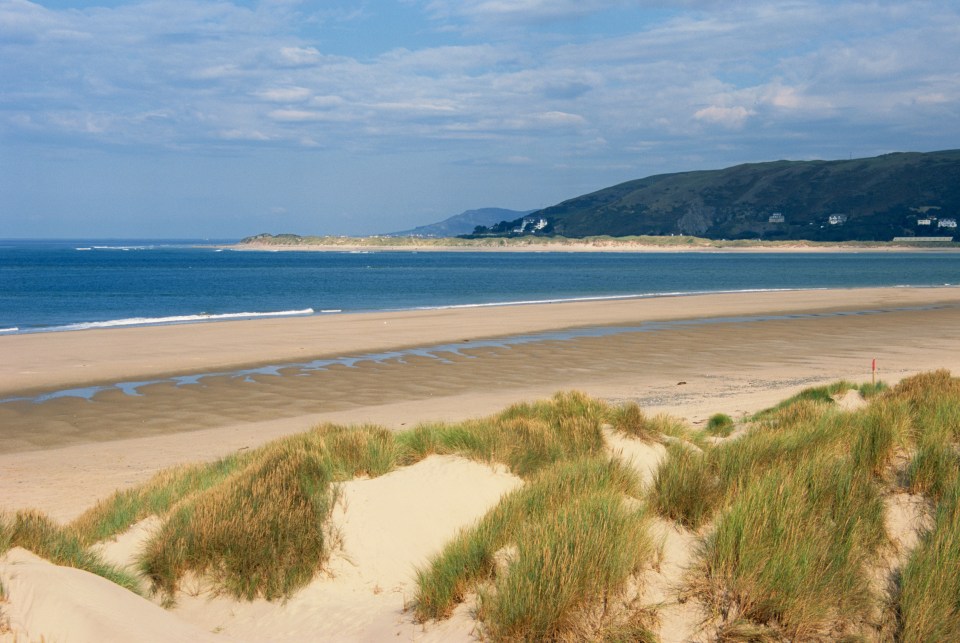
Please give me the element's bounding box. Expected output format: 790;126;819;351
44;309;315;332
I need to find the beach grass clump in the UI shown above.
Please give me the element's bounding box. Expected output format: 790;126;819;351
897;479;960;642
312;423;399;478
905;442;959;501
699;458;886;639
651;382;911;529
651;403;852;528
607;401;689;443
73;422;403;547
857;380;889;399
479;491;652;641
414;455;653;640
884;370;960;441
397;391;607;478
0;510;140;594
71;453;247;545
849;398;912;478
715;402;860;480
706;413;735;437
650;442;719;529
138;446;336;602
752;380;856;421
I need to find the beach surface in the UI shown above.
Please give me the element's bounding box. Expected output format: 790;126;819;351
2;286;960;642
2;286;960;521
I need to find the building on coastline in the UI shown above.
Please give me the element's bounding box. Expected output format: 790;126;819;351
768;212;785;223
828;214;848;225
514;217;550;234
937;218;957;229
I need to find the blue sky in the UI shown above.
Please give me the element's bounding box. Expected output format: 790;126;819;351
2;0;958;238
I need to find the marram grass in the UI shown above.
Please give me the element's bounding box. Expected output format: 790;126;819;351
139;447;335;602
1;510;141;594
396;390;608;478
414;456;656;640
897;479;960;642
705;413;735;437
479;491;652;641
605;401;691;443
698;458;886;640
650;442;719;529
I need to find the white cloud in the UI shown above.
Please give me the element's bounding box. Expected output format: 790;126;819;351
693;105;755;129
426;0;627;23
372;100;459;113
255;87;313;102
219;129;270;141
536;111;586;126
278;46;322;66
268;109;328;122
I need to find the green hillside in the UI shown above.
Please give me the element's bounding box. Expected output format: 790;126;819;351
475;150;960;241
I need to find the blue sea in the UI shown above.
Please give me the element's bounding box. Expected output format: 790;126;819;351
2;239;959;335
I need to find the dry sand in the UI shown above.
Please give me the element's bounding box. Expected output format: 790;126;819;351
2;286;960;642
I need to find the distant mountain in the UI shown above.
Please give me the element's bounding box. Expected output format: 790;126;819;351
471;150;960;242
386;208;535;237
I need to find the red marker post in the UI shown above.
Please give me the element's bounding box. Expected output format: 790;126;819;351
872;358;877;386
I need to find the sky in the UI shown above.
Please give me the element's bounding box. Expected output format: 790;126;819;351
2;0;958;238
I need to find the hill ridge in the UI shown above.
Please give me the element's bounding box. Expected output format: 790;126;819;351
473;150;960;241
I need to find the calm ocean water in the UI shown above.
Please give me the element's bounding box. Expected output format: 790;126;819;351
2;239;959;335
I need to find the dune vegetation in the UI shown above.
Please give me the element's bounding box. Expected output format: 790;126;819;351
2;374;960;640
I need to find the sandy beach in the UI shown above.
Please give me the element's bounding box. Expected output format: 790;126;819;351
2;286;960;519
2;286;960;641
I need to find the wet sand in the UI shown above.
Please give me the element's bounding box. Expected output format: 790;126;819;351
2;286;960;520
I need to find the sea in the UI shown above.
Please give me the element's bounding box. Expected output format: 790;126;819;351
2;239;959;335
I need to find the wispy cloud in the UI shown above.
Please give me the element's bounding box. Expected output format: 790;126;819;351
2;0;958;236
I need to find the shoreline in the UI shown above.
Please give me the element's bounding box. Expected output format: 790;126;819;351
3;286;959;397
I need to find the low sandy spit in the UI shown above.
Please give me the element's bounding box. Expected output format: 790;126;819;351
232;240;960;254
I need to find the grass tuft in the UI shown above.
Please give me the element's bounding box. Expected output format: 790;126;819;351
71;454;247;546
752;381;856;421
414;456;650;633
139;446;336;601
396;391;608;478
906;442;959;503
699;458;885;639
897;478;960;641
606;402;687;443
650;442;719;529
850;398;911;478
480;492;651;641
1;510;141;594
706;413;735;437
